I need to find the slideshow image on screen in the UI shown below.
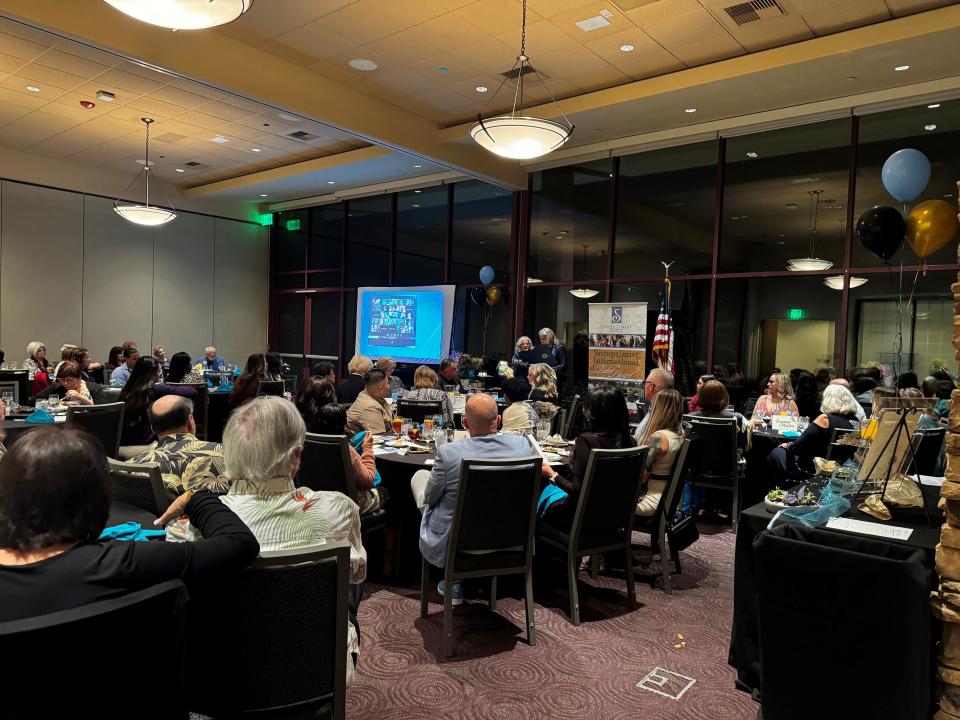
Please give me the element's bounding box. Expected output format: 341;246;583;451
369;295;417;348
356;285;455;365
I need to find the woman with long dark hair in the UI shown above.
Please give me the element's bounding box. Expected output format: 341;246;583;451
165;351;204;384
230;353;267;408
118;356;196;450
793;372;821;420
295;376;338;433
540;385;636;531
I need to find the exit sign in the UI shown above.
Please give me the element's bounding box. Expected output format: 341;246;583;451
285;218;302;231
787;308;806;320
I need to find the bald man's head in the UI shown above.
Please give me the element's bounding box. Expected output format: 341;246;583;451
148;395;195;437
829;378;851;389
463;393;499;437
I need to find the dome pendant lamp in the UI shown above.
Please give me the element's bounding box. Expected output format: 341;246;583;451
114;118;177;227
103;0;253;30
470;0;574;160
786;189;832;271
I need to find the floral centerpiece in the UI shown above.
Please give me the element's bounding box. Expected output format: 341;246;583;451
453;352;485;380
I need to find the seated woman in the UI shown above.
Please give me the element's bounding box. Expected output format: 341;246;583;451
528;362;559;403
899;387;941;430
105;345;124;372
0;427;258;622
67;347;101;384
295;376;338;432
501;376;538;433
230;353;267;408
118;357;197;453
23;341;53;376
264;352;285;382
751;372;799;421
636;390;685;517
793;372;821;419
768;383;860;484
687;374;715;413
375;356;406;395
311;402;386;514
165;351;205;384
33;360;104;406
539;385;636;531
402;365;454;426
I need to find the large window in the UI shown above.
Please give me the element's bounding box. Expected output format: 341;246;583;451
396;186;445;286
451;180;512;286
346;195;391;287
615;142;717;277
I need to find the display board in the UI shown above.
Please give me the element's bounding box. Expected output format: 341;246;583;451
587;302;647;382
355;285;455;365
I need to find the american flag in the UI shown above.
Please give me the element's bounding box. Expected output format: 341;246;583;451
651;279;674;372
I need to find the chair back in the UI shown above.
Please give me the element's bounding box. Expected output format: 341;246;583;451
571;446;648;542
103;367;113;386
258;380;285;397
185;543;350;719
684;415;738;482
447;456;542;560
298;433;356;498
165;383;208;439
825;426;857;461
0;377;23;404
0;580;189;718
396;398;442;423
562;395;580;439
65;401;125;458
911;425;946;476
742;397;757;417
107;458;171;515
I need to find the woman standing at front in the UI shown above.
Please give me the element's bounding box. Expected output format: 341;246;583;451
636;389;685;517
538;327;567;377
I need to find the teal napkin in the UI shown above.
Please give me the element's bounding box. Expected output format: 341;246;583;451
25;407;54;424
99;522;165;542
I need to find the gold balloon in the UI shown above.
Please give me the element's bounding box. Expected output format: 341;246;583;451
486;287;502;305
905;199;960;259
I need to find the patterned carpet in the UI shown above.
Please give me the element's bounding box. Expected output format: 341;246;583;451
348;525;757;720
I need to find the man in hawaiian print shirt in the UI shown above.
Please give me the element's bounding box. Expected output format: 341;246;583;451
130;395;225;497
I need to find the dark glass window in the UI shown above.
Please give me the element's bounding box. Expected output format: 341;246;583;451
310;293;340;357
346;196;391;287
854;101;960;267
720;119;852;273
274;209;307;272
529;160;611;283
396;186;445;285
615;142;717;277
276;296;304;354
308;203;343;276
450;180;513;285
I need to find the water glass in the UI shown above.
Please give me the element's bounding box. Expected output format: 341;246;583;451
48;395;60;408
536;419;551;443
798;416;809;432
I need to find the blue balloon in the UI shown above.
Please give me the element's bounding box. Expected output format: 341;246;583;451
479;265;495;287
881;148;931;203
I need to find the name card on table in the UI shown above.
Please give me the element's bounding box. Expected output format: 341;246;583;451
769;415;799;433
825;517;914;541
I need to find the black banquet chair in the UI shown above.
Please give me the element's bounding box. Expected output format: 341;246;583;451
65;401;125;459
909;425;946;476
0;579;190;719
184;543;351;720
537;446;648;625
684;415;743;529
420;455;542;658
107;458;172;515
298;432;386;533
396;398;443;423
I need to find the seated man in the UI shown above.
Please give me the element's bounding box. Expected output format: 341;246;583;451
411;393;534;604
201;346;225;372
438;357;459;386
109;346;140;387
130;395;226;496
166;396;365;685
346;368;393;436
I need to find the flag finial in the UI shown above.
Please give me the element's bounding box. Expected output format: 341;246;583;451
661;260;675;278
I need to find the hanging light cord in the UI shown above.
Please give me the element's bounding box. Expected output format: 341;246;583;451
807;189;822;257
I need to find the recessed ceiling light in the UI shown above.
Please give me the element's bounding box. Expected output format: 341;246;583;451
25;85;40;93
414;189;422;193
260;194;268;197
438;66;448;73
175;168;184;173
924;124;937;131
327;180;336;185
210;135;229;144
746;151;758;158
278;113;303;123
894;65;910;71
251;147;261;152
475;85;488;93
928;103;941;109
349;58;378;71
619;44;635;52
413;164;422;168
785;203;799;210
684;107;696;113
96;90;116;102
555;235;563;239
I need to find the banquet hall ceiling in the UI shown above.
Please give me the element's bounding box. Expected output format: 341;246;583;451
0;0;955;208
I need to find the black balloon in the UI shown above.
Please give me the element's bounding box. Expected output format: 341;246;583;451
470;287;486;306
856;205;905;261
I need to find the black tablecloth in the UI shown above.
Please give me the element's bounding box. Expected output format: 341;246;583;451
374;448;435;579
1;417;64;446
730;482;941;711
107;501;159;529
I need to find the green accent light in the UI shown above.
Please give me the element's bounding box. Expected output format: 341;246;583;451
256;212;273;227
285;218;301;231
787;308;806;320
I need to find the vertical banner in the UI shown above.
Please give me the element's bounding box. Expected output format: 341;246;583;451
587;302;647;382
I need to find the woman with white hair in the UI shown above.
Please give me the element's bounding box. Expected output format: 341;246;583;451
768;383;860;484
337;354;373;404
511;335;533;365
538;327;567;376
23;341;53;376
167;396;366;684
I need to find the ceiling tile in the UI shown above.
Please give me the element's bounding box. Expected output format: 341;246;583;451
617;50;684;79
564;64;631;91
497;20;580;55
453;0;544;35
0;19;59;47
548;3;638;43
533;44;615;80
176;110;231;131
797;0;891;34
0;52;27;74
149;85;216;110
670;34;746;66
216;0;356;44
0;32;50;61
91;68;165;95
33;49;111;78
52;91;116;117
316;0;447;46
446;35;519;74
15;63;87;91
2;74;70;101
269;20;362;62
623;0;703;25
711;7;815;52
0;111;80;149
885;0;955;14
125;96;189;120
643;7;732;47
199;101;256;123
0;85;48;110
584;26;664;63
53;40;122;69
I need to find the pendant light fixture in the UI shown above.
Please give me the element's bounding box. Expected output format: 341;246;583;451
824;275;868;290
470;0;573;160
103;0;253;30
569;245;599;299
114;118;177;227
787;189;832;271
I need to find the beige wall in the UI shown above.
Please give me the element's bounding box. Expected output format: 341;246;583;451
775;320;837;373
0;179;268;366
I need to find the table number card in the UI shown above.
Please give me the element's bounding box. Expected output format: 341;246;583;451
825;517;914;541
769;415;799;433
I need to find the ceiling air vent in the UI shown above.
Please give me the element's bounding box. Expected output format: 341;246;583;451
723;0;784;26
501;65;546;81
287;130;319;142
184;160;210;170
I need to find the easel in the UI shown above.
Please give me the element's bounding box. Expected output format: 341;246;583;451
851;406;934;527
